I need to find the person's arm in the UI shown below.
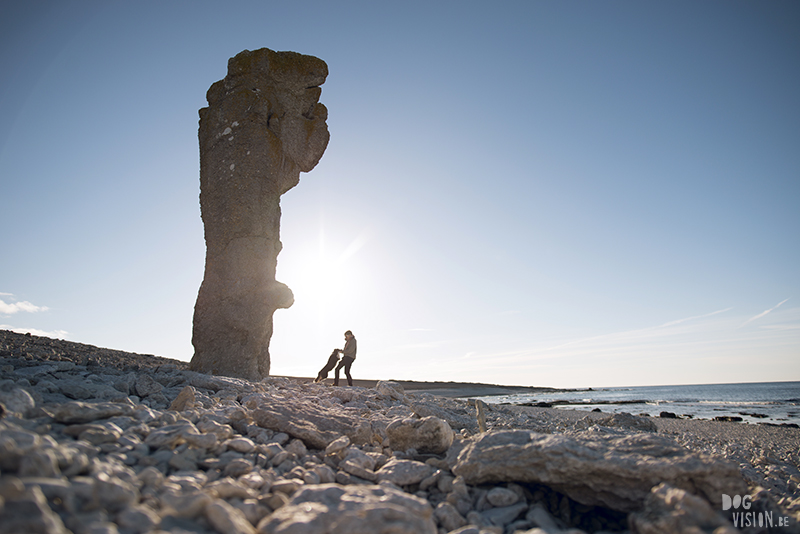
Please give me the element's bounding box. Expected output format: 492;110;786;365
343;338;356;358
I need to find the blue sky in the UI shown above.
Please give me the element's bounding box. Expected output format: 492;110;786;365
1;1;798;388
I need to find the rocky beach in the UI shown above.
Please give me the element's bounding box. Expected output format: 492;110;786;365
1;329;799;534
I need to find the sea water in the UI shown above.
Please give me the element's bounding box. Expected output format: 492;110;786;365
476;381;800;425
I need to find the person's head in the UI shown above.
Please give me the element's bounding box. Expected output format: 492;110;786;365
344;330;353;339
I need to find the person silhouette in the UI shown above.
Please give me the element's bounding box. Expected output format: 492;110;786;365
334;330;357;386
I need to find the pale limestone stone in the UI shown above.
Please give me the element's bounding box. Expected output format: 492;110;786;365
257;483;436;534
0;486;70;534
375;458;434;486
236;498;272;527
224;457;254;477
239;472;268;490
628;483;736;534
419;469;442;491
168;385;196;411
191;48;329;380
0;387;35;417
160;487;214;518
94;473;139;512
386;415;454;454
168;449;199;471
205;498;257;534
59;380;93;399
18;477;73;506
311;465;336;484
226;437;256;453
182;429;218;449
143;422;196;449
525;503;561;532
18;448;60;478
486;486;519;507
285;438;307;458
339;447;378;482
0;428;40;472
115;504;160;534
376;381;406;400
136;467;164;489
479;502;528;527
78;424;122;445
325;435;350;456
475;399;488;433
56;445;91;477
263;492;289;511
134;374;162;397
250;394;380;449
410;398;477;433
434;501;468;531
303;470;322;484
271;478;304;496
453;430;748;512
166;472;207;491
47;400;134;424
196;418;235;440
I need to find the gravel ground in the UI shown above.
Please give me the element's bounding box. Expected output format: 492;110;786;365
503;404;800;514
2;328;799;530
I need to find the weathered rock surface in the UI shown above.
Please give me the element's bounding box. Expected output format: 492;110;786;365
386;415;455;454
246;393;386;449
2;330;798;534
375;380;406;401
0;485;71;534
257;484;437;534
574;411;658;433
452;429;748;512
191;48;330;380
375;458;434;486
628;483;738;534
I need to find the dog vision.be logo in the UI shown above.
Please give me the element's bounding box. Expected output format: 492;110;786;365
722;494;791;529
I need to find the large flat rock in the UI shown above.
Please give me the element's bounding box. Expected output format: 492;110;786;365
452;429;747;512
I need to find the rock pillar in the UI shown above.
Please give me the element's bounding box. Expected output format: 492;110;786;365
190;48;329;380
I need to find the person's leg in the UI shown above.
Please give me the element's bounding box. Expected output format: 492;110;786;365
333;360;344;386
344;357;353;387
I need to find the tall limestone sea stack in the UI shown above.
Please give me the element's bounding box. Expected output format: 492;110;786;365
191;48;329;380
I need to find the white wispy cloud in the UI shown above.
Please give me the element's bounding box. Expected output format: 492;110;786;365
759;324;800;331
533;308;735;354
740;298;790;327
658;307;732;328
465;307;749;366
0;295;49;315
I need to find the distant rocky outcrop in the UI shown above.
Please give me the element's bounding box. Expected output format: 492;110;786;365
191;48;330;380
